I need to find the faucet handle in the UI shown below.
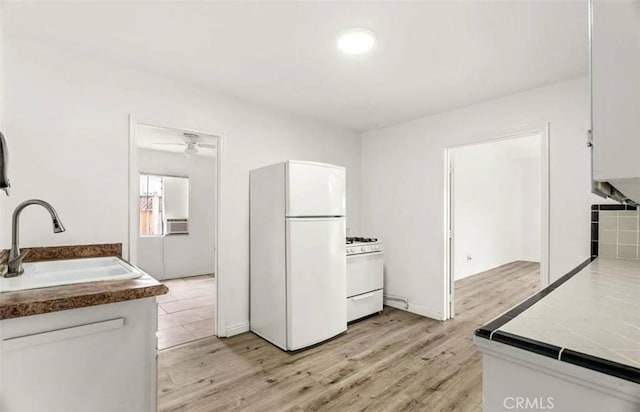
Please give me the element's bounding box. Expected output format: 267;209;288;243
9;249;30;265
5;249;30;278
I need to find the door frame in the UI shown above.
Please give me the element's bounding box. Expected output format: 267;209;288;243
443;124;550;320
128;114;225;337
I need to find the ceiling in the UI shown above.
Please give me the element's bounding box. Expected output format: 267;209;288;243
137;124;217;157
1;1;588;131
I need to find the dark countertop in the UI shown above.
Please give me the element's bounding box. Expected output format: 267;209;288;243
0;276;168;320
475;257;640;384
0;243;168;320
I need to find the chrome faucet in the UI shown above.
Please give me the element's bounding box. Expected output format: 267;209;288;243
5;199;66;277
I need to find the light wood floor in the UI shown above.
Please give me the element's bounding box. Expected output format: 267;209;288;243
158;261;540;411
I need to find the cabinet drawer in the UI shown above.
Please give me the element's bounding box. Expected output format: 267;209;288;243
3;318;124;351
347;289;383;322
0;298;157;412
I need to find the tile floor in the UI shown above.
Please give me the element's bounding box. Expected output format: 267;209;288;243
157;274;216;350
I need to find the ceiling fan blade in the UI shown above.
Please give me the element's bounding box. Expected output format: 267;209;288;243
196;143;217;149
152;142;186;146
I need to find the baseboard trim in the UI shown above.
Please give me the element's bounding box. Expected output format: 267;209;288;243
384;300;444;321
226;321;250;337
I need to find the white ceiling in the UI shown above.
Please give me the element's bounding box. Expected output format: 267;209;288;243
2;1;588;131
137;124;217;157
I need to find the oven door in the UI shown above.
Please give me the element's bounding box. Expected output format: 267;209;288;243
346;251;383;298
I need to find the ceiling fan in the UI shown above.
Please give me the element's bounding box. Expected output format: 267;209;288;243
152;132;216;156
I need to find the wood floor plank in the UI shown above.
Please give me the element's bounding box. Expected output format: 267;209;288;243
158;261;540;411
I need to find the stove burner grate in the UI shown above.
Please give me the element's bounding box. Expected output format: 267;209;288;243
346;237;378;244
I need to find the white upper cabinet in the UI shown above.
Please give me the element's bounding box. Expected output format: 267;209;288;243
591;0;640;184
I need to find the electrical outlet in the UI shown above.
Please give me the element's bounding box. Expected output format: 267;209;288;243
466;254;472;262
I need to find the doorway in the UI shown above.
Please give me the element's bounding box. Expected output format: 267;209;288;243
128;120;220;349
444;128;550;319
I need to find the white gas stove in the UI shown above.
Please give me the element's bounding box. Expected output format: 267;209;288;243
346;237;383;255
345;237;384;322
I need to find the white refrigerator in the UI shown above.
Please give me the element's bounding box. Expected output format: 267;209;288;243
250;160;347;351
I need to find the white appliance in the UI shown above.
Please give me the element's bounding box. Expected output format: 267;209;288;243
250;161;347;351
165;218;188;235
346;237;384;322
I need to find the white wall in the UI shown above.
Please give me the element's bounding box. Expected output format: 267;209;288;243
452;134;541;280
137;149;216;281
520;156;543;261
361;76;602;320
0;38;362;335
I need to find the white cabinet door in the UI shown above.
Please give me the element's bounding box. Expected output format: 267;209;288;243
286;161;346;217
1;298;157;412
286;217;346;350
592;0;640;182
346;252;384;297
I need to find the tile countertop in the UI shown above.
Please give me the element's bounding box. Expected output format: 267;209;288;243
0;243;168;320
476;257;640;384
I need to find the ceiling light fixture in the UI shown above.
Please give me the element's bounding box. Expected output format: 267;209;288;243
337;28;376;55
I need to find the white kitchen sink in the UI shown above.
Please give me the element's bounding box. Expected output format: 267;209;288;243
0;257;144;293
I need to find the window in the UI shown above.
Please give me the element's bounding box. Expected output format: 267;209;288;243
140;175;165;236
140;174;190;236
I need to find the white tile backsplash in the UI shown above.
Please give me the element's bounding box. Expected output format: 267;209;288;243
618;230;638;246
599;244;617;258
598;210;640;259
619;216;639;231
600;230;618;245
600;215;618;231
619;245;638;259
